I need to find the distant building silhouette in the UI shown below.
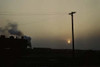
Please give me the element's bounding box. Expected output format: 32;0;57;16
0;35;31;50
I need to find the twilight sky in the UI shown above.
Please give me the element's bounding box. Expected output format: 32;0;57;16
0;0;100;50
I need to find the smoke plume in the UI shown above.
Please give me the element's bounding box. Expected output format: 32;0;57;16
0;23;23;36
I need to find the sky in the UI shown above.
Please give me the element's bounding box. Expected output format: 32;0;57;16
0;0;100;50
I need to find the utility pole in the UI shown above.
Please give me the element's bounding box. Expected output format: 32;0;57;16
69;12;76;55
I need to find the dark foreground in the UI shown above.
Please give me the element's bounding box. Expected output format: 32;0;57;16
0;48;100;67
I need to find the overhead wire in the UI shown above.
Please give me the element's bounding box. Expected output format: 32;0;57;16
0;12;67;26
0;12;67;16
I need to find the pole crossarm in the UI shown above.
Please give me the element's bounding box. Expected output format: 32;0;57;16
69;12;76;15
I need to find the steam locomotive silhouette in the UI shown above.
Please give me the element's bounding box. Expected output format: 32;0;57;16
0;35;31;50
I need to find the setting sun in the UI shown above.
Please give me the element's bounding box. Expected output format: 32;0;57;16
67;40;71;44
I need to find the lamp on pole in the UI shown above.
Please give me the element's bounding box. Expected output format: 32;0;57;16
69;12;76;54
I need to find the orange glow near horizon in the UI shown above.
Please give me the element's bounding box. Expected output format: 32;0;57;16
67;39;71;45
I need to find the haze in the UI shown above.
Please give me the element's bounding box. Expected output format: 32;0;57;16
0;0;100;50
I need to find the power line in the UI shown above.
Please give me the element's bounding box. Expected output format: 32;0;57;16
0;13;67;16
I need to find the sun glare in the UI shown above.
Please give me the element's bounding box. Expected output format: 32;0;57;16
67;40;71;44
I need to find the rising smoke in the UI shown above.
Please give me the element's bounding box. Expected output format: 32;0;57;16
0;22;31;46
7;23;23;36
0;23;23;36
0;22;32;48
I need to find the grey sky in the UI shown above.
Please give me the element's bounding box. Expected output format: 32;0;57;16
0;0;100;50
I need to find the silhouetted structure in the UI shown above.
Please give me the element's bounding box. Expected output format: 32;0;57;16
0;35;31;50
69;12;76;53
0;35;100;67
